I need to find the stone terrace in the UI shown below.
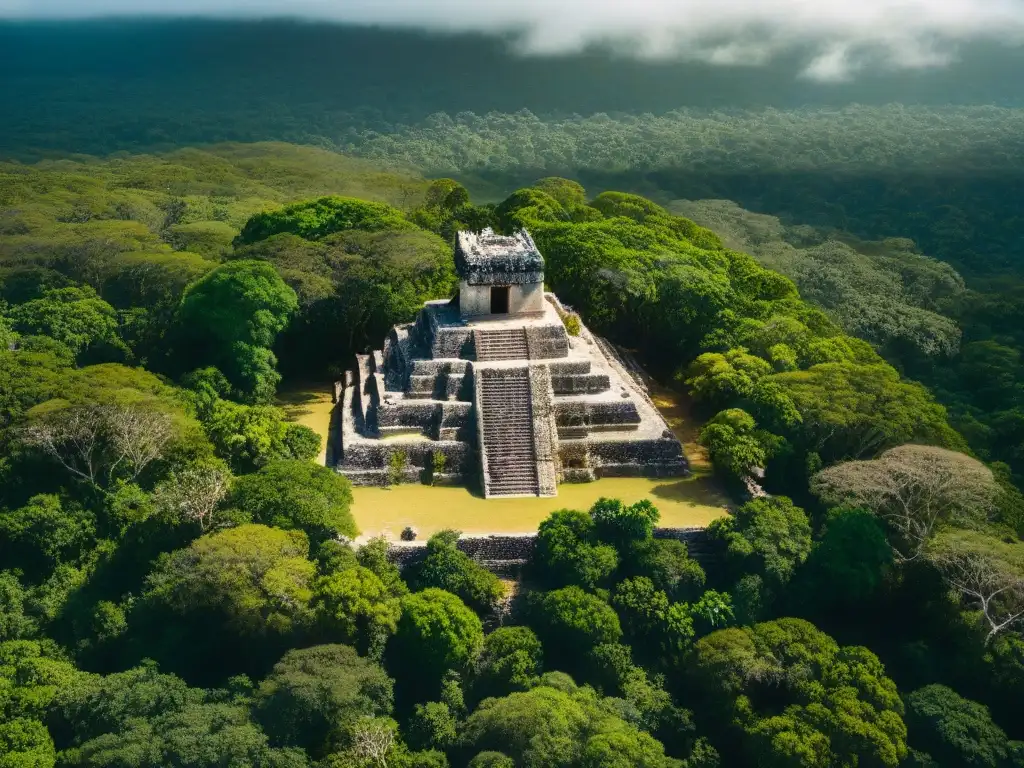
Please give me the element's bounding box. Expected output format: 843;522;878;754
333;228;688;497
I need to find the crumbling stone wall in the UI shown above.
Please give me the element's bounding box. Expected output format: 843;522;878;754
386;528;715;571
376;400;472;433
419;302;474;359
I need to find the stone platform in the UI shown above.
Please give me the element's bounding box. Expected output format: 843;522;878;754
334;228;688;497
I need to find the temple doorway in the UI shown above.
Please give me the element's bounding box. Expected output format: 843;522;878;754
490;286;510;314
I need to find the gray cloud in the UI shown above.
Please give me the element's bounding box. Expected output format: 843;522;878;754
3;0;1024;80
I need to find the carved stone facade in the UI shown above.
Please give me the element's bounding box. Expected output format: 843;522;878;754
334;228;688;497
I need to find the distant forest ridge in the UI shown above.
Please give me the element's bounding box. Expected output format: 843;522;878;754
3;20;1024;119
345;106;1024;175
3;19;1024;162
4;84;1024;271
3;21;1024;278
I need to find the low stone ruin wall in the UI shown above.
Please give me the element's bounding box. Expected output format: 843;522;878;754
549;360;591;376
387;527;715;573
654;527;717;561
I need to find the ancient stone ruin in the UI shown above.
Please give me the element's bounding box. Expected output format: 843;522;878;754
334;228;688;497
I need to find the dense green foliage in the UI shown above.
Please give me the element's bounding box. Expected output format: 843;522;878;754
231;460;357;541
691;618;908;766
171;260;298;402
254;643;394;758
2;129;1024;767
0;143;431;380
238;196;413;244
407;531;505;616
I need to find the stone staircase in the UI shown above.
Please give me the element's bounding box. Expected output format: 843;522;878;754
475;328;529;362
478;368;540;497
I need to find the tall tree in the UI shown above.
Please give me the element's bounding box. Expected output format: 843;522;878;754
927;530;1024;643
387;589;483;702
312;566;401;659
407;530;504;616
812;445;999;561
708;495;812;617
6;286;128;364
144;524;315;639
690;618;907;767
172;261;298;402
532;509;618;590
231;460;357;542
254;644;394;759
903;684;1014;768
528;586;622;672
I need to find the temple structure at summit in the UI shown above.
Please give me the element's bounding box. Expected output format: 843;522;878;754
333;228;687;497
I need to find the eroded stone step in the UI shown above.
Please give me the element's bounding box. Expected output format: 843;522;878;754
476;329;530;362
478;362;537;497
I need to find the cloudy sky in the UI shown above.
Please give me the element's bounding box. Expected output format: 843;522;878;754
3;0;1024;80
